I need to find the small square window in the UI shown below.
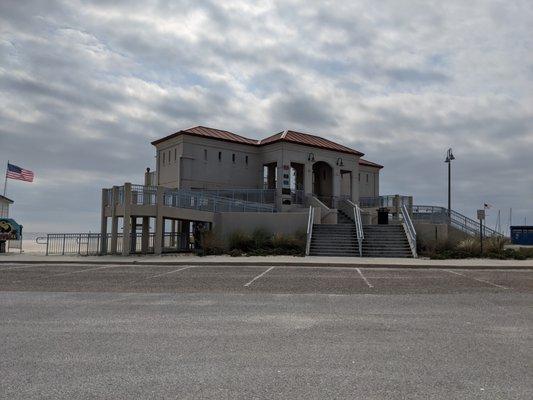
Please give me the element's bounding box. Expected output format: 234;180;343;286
366;174;369;183
218;151;222;161
204;149;208;161
358;173;361;181
232;154;236;163
245;155;248;165
174;148;177;161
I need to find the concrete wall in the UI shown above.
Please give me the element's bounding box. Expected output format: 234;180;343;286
359;165;380;198
213;211;308;240
414;222;470;249
180;135;262;190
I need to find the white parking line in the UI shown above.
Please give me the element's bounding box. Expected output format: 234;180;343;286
50;265;120;277
356;268;373;288
244;266;275;287
442;269;509;289
142;266;195;280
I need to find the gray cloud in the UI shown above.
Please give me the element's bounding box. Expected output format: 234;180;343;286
0;0;532;233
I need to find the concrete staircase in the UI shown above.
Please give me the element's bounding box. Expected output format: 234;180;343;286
309;224;358;257
337;209;353;224
362;225;412;258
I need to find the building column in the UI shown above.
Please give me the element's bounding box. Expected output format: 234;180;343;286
100;188;108;255
131;217;137;254
110;186;119;254
141;217;150;254
181;220;190;251
304;162;313;199
332;166;341;207
121;183;132;256
154;186;164;255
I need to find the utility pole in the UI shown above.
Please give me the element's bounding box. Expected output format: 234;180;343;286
2;160;8;197
444;148;455;216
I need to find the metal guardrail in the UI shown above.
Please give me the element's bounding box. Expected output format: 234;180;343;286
359;195;412;209
401;204;417;258
412;205;503;238
354;204;364;257
41;232;190;255
339;198;364;257
305;206;315;256
194;188;277;205
105;185;275;213
43;233;106;256
164;189;274;213
131;185;157;205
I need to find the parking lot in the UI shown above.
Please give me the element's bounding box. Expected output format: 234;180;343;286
0;263;531;294
1;263;532;399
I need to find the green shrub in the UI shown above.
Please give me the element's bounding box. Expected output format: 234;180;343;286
271;233;305;253
229;248;243;257
251;228;272;249
228;231;254;252
200;231;225;255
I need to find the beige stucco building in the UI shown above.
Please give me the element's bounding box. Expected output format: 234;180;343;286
100;126;393;256
150;126;382;208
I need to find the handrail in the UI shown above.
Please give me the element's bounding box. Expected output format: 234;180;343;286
305;206;315;256
401;204;417;258
412;205;502;238
339;198;364;257
354;204;364;257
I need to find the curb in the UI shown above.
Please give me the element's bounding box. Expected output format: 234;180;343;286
1;259;532;270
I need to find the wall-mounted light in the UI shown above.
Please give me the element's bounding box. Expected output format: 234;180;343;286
308;153;315;162
336;157;344;167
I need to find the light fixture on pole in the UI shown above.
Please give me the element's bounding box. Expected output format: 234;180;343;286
444;148;455;215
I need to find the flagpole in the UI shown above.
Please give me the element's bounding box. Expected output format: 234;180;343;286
3;160;8;197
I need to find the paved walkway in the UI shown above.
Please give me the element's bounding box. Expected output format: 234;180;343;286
1;253;532;269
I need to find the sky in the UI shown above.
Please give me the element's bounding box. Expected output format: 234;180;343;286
1;0;532;234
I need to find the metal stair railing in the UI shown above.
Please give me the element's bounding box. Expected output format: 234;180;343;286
305;206;315;256
412;205;503;238
401;204;417;258
339;198;364;257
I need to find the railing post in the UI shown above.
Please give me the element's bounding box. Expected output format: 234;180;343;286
154;187;164;255
110;186;119;254
121;183;133;256
62;234;66;255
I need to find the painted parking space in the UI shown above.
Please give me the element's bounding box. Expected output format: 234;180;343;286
0;264;531;294
455;270;533;292
248;267;372;294
131;266;270;293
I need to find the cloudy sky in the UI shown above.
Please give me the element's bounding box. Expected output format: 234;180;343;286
1;0;532;233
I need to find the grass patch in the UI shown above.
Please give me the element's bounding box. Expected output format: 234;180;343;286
419;236;533;260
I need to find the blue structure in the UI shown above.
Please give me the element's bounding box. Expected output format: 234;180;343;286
0;218;23;253
510;226;533;246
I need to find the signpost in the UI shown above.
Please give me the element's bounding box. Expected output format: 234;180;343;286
477;209;485;255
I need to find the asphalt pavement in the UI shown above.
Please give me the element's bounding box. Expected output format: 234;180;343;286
1;263;532;399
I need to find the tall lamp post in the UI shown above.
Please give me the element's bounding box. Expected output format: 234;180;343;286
444;148;455;215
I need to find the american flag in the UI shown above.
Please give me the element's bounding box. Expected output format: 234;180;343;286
6;163;34;182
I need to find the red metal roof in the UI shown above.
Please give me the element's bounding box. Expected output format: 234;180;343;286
359;158;383;169
151;126;259;146
260;130;364;156
152;126;365;156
